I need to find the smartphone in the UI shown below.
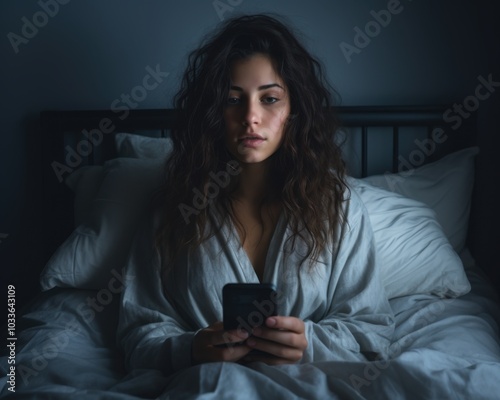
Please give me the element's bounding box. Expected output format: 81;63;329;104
223;283;278;332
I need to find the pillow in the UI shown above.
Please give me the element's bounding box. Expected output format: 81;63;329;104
349;177;471;299
40;157;164;291
62;133;172;225
362;146;479;253
41;133;173;291
115;132;173;159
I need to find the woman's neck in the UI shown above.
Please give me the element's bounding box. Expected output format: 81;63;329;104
233;160;273;205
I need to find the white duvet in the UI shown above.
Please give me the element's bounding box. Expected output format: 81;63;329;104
1;198;500;399
1;261;499;399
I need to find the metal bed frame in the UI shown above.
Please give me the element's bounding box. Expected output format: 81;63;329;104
40;105;477;265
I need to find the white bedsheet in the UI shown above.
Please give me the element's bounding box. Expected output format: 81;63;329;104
1;254;500;399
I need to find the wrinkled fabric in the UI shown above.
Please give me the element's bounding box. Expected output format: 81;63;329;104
116;188;395;375
1;255;500;399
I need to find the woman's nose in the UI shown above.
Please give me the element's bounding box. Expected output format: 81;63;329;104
242;100;261;126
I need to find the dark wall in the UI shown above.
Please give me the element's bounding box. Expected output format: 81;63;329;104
467;0;500;295
1;0;499;312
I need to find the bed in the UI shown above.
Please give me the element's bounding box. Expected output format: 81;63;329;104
1;106;500;399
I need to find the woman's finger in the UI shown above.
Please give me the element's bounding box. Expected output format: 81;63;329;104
246;336;304;361
192;322;252;364
265;316;305;333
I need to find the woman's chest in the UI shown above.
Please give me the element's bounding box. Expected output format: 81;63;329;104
162;215;336;326
232;203;282;281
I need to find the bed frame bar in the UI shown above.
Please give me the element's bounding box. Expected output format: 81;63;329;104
40;105;476;265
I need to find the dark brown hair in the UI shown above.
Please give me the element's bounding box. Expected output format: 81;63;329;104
154;14;348;269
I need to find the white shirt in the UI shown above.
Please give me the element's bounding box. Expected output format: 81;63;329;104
117;186;394;375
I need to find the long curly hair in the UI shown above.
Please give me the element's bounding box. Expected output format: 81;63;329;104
154;13;348;270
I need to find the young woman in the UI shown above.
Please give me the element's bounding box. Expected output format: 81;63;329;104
117;14;394;375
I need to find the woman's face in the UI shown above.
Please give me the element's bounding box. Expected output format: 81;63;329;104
224;53;290;165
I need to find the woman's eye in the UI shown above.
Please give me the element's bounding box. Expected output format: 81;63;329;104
227;97;240;105
262;97;279;104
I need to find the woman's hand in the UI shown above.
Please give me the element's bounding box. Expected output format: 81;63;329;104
191;321;252;365
241;316;308;365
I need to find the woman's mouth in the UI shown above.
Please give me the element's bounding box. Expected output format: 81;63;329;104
238;134;266;148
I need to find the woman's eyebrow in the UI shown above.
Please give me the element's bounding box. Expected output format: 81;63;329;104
230;83;285;91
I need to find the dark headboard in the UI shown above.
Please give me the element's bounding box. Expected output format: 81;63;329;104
40;105;477;264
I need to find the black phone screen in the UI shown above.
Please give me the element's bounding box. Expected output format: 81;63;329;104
223;283;278;332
